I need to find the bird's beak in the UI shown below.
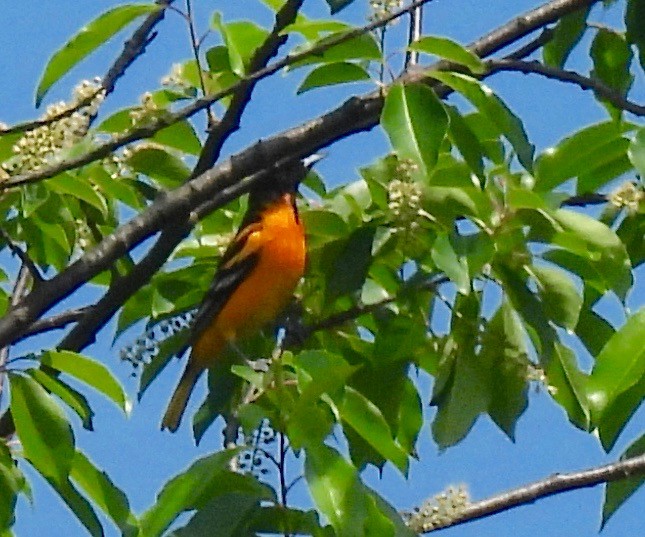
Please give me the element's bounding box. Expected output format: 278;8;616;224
302;152;326;168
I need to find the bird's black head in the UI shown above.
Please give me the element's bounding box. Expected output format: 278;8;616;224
248;153;324;207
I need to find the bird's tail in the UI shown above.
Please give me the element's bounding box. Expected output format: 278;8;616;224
161;363;202;432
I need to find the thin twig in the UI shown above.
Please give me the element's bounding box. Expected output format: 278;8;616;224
487;58;645;117
405;0;424;68
0;266;31;400
0;0;600;353
184;0;216;126
18;307;92;342
0;0;173;137
407;453;645;532
0;227;43;283
3;0;436;190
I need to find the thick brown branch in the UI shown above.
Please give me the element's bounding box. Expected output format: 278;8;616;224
408;453;645;533
192;0;305;176
487;58;645;117
0;0;601;351
2;0;435;190
17;307;91;342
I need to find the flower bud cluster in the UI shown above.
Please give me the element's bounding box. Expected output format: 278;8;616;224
387;159;424;231
369;0;404;21
609;181;643;214
2;79;104;175
406;485;470;532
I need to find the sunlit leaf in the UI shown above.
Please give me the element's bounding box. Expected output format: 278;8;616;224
381;83;449;176
297;62;370;94
528;264;582;330
409;36;485;73
428;71;534;171
27;369;94;430
40;350;129;413
602;434;645;528
543;7;590;67
9;373;75;483
70;451;138;535
587;307;645;422
546;343;590;430
35;4;159;105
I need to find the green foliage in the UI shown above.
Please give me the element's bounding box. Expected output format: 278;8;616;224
36;4;160;105
1;1;644;535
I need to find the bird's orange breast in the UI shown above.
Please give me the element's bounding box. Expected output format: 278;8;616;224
191;195;305;363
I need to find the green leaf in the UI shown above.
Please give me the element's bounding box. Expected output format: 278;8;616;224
213;18;269;76
409;36;485;73
528;265;582;330
48;173;108;216
428;71;534;171
602;434;645;528
9;373;75;483
325;0;357;14
40;350;129;413
546;343;590;430
153;120;202;156
26;369;94;430
431;349;490;448
590;28;634;119
139;329;190;400
480;302;529;439
381;83;449;176
0;443;23;531
70;450;138;535
297;62;370;94
35;4;159;105
628;126;645;177
325;227;375;301
431;233;470;295
291;33;381;67
575;307;615;358
305;444;369;537
543;7;591;67
51;479;104;537
598;372;645;452
139;449;245;537
445;105;485;180
626;0;645;69
552;209;632;299
127;147;191;187
534;120;635;191
248;506;328;536
587;308;645;422
173;492;259;537
338;387;409;473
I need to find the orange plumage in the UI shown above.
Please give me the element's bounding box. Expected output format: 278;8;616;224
161;157;318;432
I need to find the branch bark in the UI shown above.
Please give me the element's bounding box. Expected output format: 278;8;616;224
487;58;645;117
407;453;645;533
0;0;600;353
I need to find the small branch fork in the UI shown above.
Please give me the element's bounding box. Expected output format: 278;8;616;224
408;453;645;533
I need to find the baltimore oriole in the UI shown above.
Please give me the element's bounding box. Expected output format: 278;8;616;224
161;155;321;432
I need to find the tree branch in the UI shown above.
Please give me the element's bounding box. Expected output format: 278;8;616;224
191;0;305;177
486;58;645;117
407;453;645;533
1;0;436;190
0;0;600;351
0;227;43;283
0;0;173;137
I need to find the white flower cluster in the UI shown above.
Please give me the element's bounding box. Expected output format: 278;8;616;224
161;63;189;89
406;485;470;532
128;92;159;125
387;159;426;230
1;79;104;175
369;0;404;21
609;181;643;214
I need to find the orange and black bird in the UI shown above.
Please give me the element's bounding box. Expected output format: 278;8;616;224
161;155;321;432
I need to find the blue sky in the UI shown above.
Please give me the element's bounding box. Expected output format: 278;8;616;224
1;1;643;536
